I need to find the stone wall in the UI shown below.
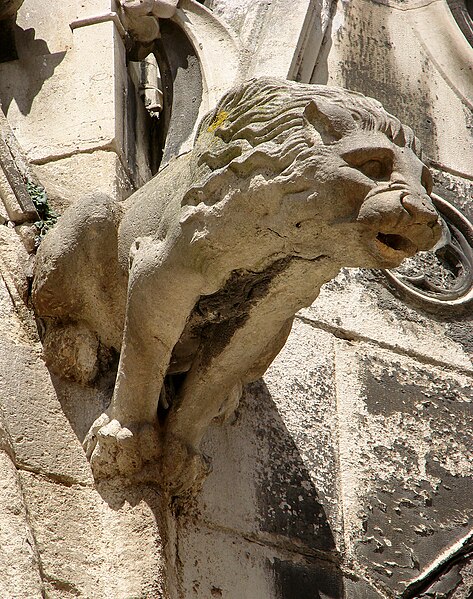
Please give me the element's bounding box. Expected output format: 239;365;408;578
0;0;472;597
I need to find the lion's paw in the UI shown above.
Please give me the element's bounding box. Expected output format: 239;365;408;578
163;435;212;496
83;414;161;481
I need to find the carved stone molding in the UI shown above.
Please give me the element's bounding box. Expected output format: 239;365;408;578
0;108;39;225
400;527;473;598
447;0;473;47
169;0;241;148
384;193;473;309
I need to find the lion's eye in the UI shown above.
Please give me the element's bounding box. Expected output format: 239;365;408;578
357;159;388;180
341;148;393;181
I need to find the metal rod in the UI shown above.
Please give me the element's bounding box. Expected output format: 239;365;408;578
70;11;127;40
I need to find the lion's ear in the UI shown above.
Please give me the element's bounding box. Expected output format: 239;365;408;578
303;99;356;142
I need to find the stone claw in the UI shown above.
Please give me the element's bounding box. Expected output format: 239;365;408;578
163;435;212;496
83;414;161;481
83;412;110;459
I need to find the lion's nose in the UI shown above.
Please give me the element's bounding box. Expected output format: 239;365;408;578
401;193;439;227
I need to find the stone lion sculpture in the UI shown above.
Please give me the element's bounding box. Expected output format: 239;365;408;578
32;77;441;494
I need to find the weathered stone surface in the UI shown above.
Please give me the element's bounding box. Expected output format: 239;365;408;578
257;320;342;547
0;224;31;301
0;21;118;162
0;270;95;483
299;268;473;371
0;0;160;189
204;0;331;82
431;170;473;221
34;150;133;213
0;234;167;597
32;77;441;493
406;550;473;598
0;1;472;597
417;553;473;598
20;471;166;598
15;0;109;55
0;441;43;598
177;519;346;599
334;340;473;594
0;333;95;484
316;0;473;178
177;523;275;599
272;557;344;599
195;320;340;550
177;520;381;599
343;578;387;598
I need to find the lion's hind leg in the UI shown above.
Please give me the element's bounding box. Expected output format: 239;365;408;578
162;258;329;494
33;192;125;384
163;312;295;495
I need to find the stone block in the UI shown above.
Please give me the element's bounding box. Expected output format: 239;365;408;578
334;340;473;594
0;453;43;599
0;333;95;484
178;520;344;599
20;471;165;598
177;523;274;599
0;230;31;317
247;0;322;79
34;150;133;213
0;254;112;481
196;320;341;554
15;0;112;55
0;19;124;163
299;268;472;370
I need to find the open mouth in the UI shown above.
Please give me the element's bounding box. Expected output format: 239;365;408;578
375;232;417;256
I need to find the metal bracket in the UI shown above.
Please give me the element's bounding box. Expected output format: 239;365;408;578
384;193;473;309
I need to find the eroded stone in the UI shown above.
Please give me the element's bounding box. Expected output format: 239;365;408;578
32;78;442;493
334;341;473;594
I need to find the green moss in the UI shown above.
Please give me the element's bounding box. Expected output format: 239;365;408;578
27;181;58;241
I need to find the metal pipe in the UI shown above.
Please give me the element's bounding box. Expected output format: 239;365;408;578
70;11;127;40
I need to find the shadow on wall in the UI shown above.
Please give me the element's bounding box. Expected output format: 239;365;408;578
50;367;389;597
0;25;65;115
250;380;344;599
250;380;337;554
178;378;347;599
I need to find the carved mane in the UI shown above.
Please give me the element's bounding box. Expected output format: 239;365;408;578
183;77;422;207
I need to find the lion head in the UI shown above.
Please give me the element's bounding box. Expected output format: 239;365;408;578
182;77;442;269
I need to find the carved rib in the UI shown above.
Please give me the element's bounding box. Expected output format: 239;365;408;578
400;528;473;598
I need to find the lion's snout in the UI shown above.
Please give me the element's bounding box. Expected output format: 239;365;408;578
356;188;442;265
400;193;438;227
399;193;442;250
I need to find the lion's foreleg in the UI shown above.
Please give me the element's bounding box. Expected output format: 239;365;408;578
85;236;205;480
162;257;337;493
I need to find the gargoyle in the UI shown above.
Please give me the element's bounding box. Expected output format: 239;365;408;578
32;78;441;494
